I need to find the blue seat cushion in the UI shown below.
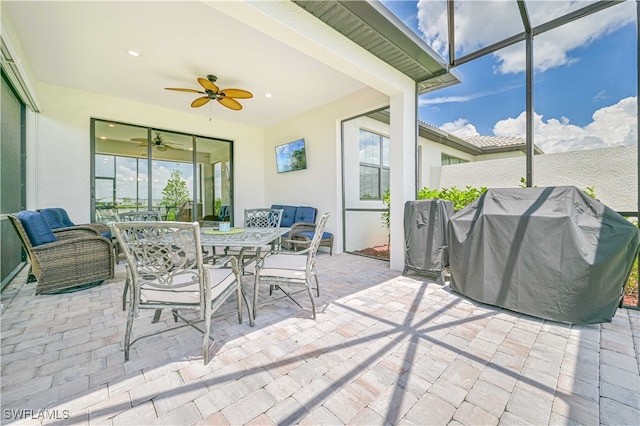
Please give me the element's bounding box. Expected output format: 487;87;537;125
56;208;76;227
40;208;75;229
271;205;297;227
18;210;58;246
294;206;316;224
297;230;333;240
101;231;112;239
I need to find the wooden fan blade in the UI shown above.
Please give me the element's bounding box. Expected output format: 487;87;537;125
221;89;253;99
165;87;205;94
198;78;219;93
217;97;242;111
191;96;212;108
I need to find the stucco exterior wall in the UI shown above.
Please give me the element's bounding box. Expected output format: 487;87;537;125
264;87;389;254
439;144;637;212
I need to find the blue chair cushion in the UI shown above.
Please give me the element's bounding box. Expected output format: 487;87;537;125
56;208;76;227
18;210;58;246
298;231;333;240
101;231;112;239
40;208;75;229
294;206;316;224
271;205;297;227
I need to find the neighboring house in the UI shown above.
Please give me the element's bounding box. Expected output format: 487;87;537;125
417;121;544;190
439;144;637;213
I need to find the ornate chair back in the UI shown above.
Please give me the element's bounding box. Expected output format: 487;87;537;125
244;208;284;228
118;210;162;221
110;221;243;364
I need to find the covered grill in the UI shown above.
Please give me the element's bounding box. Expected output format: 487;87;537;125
448;186;639;324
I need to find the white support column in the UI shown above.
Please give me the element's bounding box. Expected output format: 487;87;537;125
389;90;417;271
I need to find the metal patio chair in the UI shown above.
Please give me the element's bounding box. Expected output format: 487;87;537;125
111;221;243;364
253;212;330;320
117;210;163;310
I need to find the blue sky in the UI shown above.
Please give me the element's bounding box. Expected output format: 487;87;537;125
381;0;637;153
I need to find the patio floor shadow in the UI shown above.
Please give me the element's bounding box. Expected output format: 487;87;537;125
1;253;639;425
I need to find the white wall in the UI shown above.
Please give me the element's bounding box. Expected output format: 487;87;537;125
264;87;389;254
26;82;265;224
439;144;638;212
418;138;475;189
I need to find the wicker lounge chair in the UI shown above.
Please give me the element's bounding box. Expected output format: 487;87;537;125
39;207;111;238
9;211;115;294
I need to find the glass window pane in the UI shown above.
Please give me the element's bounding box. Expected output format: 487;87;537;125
360;165;380;199
382;168;390;193
95;178;114;209
534;4;637;213
442;154;468;165
411;0;522;60
527;0;599;27
137;159;148;210
95;155;114;178
382;136;390;167
197;136;232;222
116;157;140;212
359;129;381;165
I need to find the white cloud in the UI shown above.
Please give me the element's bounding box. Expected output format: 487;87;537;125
491;96;637;153
417;0;635;74
420;94;484;105
441;118;480;137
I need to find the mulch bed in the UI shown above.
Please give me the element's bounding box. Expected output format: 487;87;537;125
353;245;390;260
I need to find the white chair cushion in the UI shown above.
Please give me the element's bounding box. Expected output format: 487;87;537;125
141;268;235;304
260;254;308;280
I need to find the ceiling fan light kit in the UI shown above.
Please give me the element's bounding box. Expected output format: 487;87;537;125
131;133;179;151
165;74;253;111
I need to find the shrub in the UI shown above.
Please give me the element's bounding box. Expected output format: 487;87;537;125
381;190;390;229
417;185;487;211
626;218;639;304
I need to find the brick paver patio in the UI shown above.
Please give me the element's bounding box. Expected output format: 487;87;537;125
1;253;639;425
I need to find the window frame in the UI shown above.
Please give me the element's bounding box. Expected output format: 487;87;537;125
359;128;390;200
441;153;469;166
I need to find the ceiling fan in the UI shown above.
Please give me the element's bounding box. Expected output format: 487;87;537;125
165;74;253;111
131;133;180;152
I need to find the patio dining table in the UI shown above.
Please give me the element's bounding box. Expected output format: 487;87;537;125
199;226;290;325
200;226;290;260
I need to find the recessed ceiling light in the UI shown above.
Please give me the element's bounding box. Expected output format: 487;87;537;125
126;49;141;57
99;136;107;140
108;123;115;127
264;93;273;98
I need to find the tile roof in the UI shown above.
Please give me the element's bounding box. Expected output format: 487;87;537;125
465;135;526;148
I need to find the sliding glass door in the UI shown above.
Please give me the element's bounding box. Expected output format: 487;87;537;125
92;119;232;223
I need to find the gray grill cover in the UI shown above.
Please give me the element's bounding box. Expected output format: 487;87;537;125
448;186;639;324
404;199;454;276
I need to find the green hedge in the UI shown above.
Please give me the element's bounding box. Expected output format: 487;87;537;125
417;185;487;211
